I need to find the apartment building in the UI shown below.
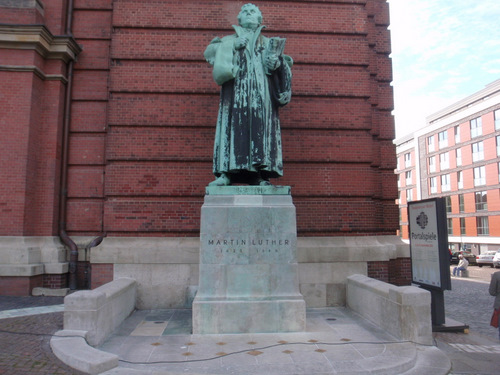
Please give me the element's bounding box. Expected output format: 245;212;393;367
395;79;500;255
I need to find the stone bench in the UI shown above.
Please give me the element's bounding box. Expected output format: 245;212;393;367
459;269;469;277
346;274;432;345
51;278;136;374
62;277;137;346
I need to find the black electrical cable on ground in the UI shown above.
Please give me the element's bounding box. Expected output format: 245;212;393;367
0;329;435;365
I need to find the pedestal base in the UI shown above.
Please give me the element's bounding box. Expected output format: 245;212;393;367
193;298;305;334
192;187;306;334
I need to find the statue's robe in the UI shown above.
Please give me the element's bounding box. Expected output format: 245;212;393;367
204;25;292;182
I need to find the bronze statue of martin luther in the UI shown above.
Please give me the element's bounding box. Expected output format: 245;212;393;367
204;3;293;186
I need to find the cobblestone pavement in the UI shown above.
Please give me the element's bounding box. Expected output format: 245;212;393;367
0;296;84;375
434;266;500;374
0;296;64;312
444;265;499;341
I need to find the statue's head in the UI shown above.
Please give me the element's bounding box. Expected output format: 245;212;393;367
238;3;262;29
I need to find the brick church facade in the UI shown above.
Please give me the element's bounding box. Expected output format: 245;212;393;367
0;0;408;303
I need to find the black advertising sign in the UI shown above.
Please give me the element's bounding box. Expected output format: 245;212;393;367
408;198;451;291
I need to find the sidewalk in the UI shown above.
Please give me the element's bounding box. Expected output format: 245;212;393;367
434;330;500;375
450;264;498;283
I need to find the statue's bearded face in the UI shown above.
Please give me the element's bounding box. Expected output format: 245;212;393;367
238;4;262;29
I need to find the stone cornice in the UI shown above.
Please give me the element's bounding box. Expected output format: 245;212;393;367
0;64;68;83
0;24;82;63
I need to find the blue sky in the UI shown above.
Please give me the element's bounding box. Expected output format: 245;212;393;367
388;0;500;139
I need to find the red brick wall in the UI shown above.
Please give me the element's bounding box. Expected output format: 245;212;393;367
90;263;114;289
0;5;44;24
43;274;68;289
368;258;412;286
66;0;397;237
0;65;65;236
367;261;389;283
0;0;402;294
0;70;31;235
66;0;112;237
0;1;66;236
0;275;43;296
1;0;398;239
392;257;412;286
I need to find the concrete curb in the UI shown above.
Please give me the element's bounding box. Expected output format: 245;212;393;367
53;339;452;375
401;345;451;375
48;335;452;375
32;287;70;297
50;330;118;375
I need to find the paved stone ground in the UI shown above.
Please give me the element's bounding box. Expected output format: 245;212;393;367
0;268;499;374
433;266;500;374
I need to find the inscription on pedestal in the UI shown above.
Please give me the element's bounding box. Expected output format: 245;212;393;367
193;192;306;334
201;236;296;264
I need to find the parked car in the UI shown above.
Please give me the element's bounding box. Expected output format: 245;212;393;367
476;251;497;267
493;250;500;268
451;251;477;265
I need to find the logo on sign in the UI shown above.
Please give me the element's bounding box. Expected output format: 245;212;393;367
416;212;428;229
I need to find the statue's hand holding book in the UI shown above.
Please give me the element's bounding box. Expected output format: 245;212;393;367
265;37;286;75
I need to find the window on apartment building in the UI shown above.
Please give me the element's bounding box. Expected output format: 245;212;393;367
470;116;482;138
497;136;500;156
439;152;449;170
428;136;435;152
498;162;500;182
397;174;400;187
405;170;412;185
429;156;436;173
459;194;465;212
446;196;452;213
474;166;486;186
406;189;413;202
472;141;484;162
476;216;489;236
447;218;453;235
441;174;451;192
475;191;488;211
454;125;460;143
404;152;411;168
456;148;462;166
430;177;437;193
495;109;500;130
460;217;466;235
438;130;448;148
457;171;463;189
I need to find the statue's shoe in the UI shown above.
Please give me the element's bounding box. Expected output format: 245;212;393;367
208;174;231;186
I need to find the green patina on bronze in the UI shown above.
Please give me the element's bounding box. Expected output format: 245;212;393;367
204;3;293;187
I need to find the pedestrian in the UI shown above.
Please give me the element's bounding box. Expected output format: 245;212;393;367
453;255;468;277
489;270;500;341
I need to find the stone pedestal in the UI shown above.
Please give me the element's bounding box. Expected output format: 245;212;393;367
192;186;306;334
